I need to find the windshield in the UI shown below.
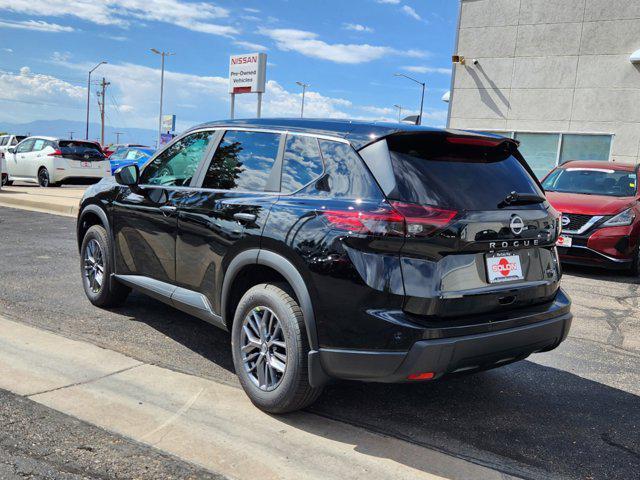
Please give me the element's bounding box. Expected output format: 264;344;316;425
543;167;636;197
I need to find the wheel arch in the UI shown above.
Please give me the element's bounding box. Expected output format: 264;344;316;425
222;249;319;351
77;204;111;252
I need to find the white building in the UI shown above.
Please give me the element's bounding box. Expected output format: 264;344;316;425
447;0;640;177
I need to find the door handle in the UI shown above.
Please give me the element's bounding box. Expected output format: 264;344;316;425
233;212;257;223
159;205;178;216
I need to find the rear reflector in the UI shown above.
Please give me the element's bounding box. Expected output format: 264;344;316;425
407;372;435;381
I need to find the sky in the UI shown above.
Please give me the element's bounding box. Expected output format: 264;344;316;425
0;0;459;143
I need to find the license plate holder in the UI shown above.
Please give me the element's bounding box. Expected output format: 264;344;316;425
486;252;524;284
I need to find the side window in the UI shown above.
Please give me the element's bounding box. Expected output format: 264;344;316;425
0;137;7;147
313;140;381;199
32;139;45;151
202;130;280;191
16;139;35;153
141;131;214;187
281;135;324;193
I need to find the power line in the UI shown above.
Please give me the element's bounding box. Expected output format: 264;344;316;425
0;97;85;110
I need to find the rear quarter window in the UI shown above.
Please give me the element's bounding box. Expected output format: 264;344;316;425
298;140;380;200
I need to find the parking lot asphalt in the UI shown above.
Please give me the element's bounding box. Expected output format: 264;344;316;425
0;205;639;480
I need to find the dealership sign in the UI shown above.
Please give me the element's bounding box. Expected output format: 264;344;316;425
161;114;176;133
228;53;267;94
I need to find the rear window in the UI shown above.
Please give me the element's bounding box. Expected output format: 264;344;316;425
59;141;100;151
362;134;543;211
543;167;636;197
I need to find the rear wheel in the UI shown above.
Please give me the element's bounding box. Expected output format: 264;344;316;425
80;225;130;307
38;167;58;187
231;283;323;413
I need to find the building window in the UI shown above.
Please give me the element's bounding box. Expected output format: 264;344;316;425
560;134;612;164
514;133;560;180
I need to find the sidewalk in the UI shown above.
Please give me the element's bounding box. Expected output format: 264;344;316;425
0;185;85;217
0;315;518;480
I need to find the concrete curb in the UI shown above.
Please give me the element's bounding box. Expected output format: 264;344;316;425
0;196;78;217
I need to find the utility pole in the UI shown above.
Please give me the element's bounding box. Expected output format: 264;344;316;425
150;49;175;146
85;61;107;140
296;81;310;118
115;132;124;144
68;131;74;139
97;77;110;146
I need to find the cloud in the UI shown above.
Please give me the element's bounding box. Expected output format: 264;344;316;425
401;5;422;21
233;40;268;52
343;23;374;33
0;66;85;112
51;51;72;62
2;48;14;53
243;7;260;13
402;65;451;75
259;28;426;64
376;0;400;4
0;19;74;32
0;0;237;36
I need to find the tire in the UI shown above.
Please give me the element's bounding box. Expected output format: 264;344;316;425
630;247;640;276
80;225;130;307
231;283;323;413
38;167;57;187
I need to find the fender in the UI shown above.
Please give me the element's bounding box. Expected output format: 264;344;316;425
222;248;329;387
77;203;111;251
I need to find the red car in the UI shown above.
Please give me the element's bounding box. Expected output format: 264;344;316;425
542;161;640;273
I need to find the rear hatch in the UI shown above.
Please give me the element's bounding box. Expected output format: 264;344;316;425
360;132;561;319
54;141;106;169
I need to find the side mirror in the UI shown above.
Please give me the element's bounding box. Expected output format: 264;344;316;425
114;163;139;187
7;147;15;154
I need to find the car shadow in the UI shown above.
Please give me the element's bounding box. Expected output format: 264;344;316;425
120;295;640;480
562;264;640;285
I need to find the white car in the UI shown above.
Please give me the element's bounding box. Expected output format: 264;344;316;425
5;137;111;187
0;134;27;186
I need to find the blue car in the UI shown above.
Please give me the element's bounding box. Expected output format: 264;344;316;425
108;146;155;174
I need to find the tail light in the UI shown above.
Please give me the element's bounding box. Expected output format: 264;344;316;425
48;149;63;157
322;202;457;238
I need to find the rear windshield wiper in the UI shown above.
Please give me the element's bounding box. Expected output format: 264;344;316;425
498;191;546;208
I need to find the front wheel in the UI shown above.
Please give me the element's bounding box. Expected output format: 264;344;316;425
231;283;323;413
80;225;130;307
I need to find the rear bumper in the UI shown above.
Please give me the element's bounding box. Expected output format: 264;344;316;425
319;291;572;383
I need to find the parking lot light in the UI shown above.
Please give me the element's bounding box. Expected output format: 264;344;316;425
394;73;426;125
86;61;107;140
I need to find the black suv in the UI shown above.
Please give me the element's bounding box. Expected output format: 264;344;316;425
77;119;572;413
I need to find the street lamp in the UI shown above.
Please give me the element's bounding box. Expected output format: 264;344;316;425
393;104;404;122
296;81;310;118
150;49;175;146
86;61;107;140
394;73;426;125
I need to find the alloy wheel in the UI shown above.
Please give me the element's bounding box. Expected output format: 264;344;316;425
83;238;104;294
240;306;287;391
38;169;49;187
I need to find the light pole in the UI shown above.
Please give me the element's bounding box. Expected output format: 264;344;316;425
86;61;107;139
151;49;175;146
296;81;309;118
394;73;425;125
393;104;404;122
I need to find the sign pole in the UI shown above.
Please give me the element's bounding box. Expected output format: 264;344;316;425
257;92;262;119
230;93;235;119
